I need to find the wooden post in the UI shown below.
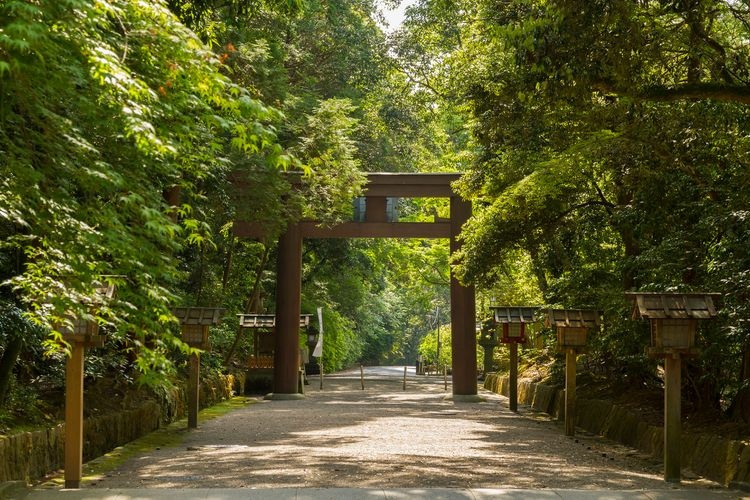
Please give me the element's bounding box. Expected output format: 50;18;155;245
444;365;448;391
64;342;85;489
365;196;388;222
188;352;200;429
274;223;303;396
450;196;477;397
509;342;519;412
565;348;577;436
320;359;324;390
403;366;407;390
360;364;364;390
664;354;682;482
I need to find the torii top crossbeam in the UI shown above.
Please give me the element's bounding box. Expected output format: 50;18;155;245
233;172;462;239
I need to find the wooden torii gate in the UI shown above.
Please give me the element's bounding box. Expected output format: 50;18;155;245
234;172;478;400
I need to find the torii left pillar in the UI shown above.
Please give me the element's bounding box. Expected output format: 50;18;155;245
270;223;304;399
450;196;478;400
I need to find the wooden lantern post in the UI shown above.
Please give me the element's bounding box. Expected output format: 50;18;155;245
172;307;225;429
61;281;116;489
491;306;539;412
545;309;601;437
626;292;720;483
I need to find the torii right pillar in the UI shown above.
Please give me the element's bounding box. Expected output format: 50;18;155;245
271;223;304;399
450;196;478;399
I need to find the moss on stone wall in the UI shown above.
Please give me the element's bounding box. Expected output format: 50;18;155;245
0;370;245;483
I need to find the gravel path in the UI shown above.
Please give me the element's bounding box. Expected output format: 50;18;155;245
88;367;724;491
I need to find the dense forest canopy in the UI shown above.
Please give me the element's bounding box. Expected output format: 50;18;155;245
446;0;750;411
1;0;750;426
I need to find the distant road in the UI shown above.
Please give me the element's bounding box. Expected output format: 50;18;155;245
330;365;420;378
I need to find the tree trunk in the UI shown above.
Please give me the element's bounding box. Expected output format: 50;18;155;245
685;0;703;85
221;236;236;294
195;247;205;304
223;245;270;366
527;244;549;296
163;186;181;223
611;175;639;290
0;334;24;405
741;344;750;382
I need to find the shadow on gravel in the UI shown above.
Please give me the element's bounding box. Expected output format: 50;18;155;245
85;374;720;492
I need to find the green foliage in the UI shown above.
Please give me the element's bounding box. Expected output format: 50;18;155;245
0;382;56;433
0;0;284;383
477;251;543;312
301;297;360;373
292;98;367;223
407;0;750;411
418;324;450;367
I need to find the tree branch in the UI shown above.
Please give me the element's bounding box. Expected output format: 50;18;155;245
550;200;616;225
593;82;750;105
394;65;448;99
592;182;615;216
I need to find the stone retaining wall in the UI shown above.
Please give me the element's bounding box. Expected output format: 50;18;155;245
0;371;243;483
484;373;750;486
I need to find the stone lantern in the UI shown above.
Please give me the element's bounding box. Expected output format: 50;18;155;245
477;318;498;378
305;324;320;376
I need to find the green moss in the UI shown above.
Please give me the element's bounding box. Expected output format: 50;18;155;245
35;396;256;488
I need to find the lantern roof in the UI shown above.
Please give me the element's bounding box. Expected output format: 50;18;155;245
238;313;313;329
545;309;602;328
172;307;225;326
491;306;539;324
238;314;276;328
626;292;720;320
